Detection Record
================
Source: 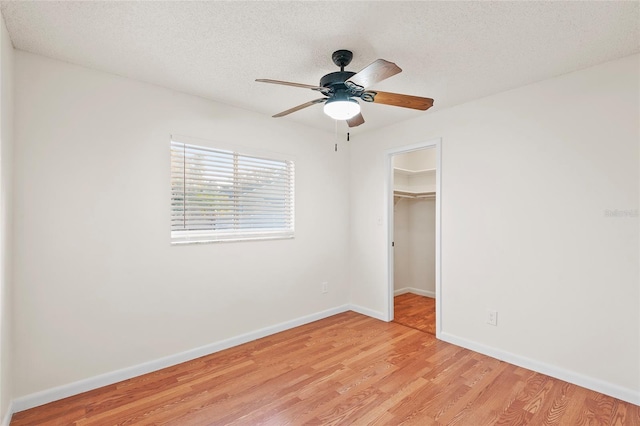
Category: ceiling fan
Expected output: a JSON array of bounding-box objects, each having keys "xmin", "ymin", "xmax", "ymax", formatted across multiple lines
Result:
[{"xmin": 256, "ymin": 49, "xmax": 434, "ymax": 127}]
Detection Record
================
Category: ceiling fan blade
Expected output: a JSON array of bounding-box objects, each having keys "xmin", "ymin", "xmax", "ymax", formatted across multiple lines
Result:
[
  {"xmin": 256, "ymin": 79, "xmax": 327, "ymax": 92},
  {"xmin": 272, "ymin": 98, "xmax": 326, "ymax": 118},
  {"xmin": 347, "ymin": 113, "xmax": 365, "ymax": 127},
  {"xmin": 372, "ymin": 91, "xmax": 434, "ymax": 111},
  {"xmin": 347, "ymin": 59, "xmax": 402, "ymax": 88}
]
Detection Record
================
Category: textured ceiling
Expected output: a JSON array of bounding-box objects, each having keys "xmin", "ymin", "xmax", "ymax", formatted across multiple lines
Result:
[{"xmin": 1, "ymin": 1, "xmax": 639, "ymax": 134}]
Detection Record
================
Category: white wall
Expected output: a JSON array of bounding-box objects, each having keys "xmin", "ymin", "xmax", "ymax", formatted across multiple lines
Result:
[
  {"xmin": 0, "ymin": 13, "xmax": 13, "ymax": 424},
  {"xmin": 350, "ymin": 54, "xmax": 639, "ymax": 402},
  {"xmin": 393, "ymin": 198, "xmax": 436, "ymax": 296},
  {"xmin": 409, "ymin": 198, "xmax": 436, "ymax": 295},
  {"xmin": 13, "ymin": 51, "xmax": 350, "ymax": 398},
  {"xmin": 393, "ymin": 149, "xmax": 436, "ymax": 171}
]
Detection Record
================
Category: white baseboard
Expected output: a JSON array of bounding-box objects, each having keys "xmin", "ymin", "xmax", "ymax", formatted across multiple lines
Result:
[
  {"xmin": 12, "ymin": 304, "xmax": 351, "ymax": 413},
  {"xmin": 394, "ymin": 287, "xmax": 435, "ymax": 298},
  {"xmin": 1, "ymin": 401, "xmax": 12, "ymax": 426},
  {"xmin": 439, "ymin": 332, "xmax": 640, "ymax": 406},
  {"xmin": 348, "ymin": 303, "xmax": 388, "ymax": 322}
]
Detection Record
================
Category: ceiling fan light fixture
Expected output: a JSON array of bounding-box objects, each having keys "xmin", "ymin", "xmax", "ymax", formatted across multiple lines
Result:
[{"xmin": 323, "ymin": 97, "xmax": 360, "ymax": 120}]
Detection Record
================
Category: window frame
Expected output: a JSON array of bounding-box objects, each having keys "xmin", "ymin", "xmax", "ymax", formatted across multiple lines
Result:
[{"xmin": 170, "ymin": 135, "xmax": 295, "ymax": 245}]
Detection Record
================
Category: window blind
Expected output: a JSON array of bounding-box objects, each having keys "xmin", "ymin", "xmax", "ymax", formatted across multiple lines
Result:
[{"xmin": 171, "ymin": 141, "xmax": 294, "ymax": 243}]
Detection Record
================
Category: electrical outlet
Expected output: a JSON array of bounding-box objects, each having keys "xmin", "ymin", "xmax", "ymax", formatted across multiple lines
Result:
[
  {"xmin": 487, "ymin": 310, "xmax": 498, "ymax": 326},
  {"xmin": 321, "ymin": 282, "xmax": 328, "ymax": 294}
]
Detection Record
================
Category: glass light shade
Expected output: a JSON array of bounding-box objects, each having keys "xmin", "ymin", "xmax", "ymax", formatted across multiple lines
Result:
[{"xmin": 323, "ymin": 98, "xmax": 360, "ymax": 120}]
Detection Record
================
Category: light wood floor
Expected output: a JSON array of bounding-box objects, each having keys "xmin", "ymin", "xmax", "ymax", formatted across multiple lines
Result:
[
  {"xmin": 393, "ymin": 293, "xmax": 436, "ymax": 334},
  {"xmin": 11, "ymin": 312, "xmax": 639, "ymax": 425}
]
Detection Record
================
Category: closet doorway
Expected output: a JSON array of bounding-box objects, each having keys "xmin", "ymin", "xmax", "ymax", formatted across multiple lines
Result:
[{"xmin": 386, "ymin": 140, "xmax": 441, "ymax": 336}]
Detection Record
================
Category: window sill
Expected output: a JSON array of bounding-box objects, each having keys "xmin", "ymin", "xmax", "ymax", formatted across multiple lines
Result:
[{"xmin": 171, "ymin": 234, "xmax": 294, "ymax": 245}]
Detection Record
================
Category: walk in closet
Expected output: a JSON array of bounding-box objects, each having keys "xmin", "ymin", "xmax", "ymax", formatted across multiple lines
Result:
[{"xmin": 393, "ymin": 148, "xmax": 437, "ymax": 298}]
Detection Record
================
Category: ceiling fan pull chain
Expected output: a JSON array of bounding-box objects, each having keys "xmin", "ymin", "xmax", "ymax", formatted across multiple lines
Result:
[{"xmin": 334, "ymin": 117, "xmax": 338, "ymax": 152}]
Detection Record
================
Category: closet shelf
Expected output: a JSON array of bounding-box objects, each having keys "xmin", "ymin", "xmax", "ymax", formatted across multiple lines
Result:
[
  {"xmin": 394, "ymin": 167, "xmax": 436, "ymax": 176},
  {"xmin": 394, "ymin": 190, "xmax": 436, "ymax": 199}
]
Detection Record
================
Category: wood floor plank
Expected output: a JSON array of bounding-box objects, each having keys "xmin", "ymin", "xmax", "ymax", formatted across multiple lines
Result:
[
  {"xmin": 530, "ymin": 381, "xmax": 574, "ymax": 426},
  {"xmin": 393, "ymin": 293, "xmax": 436, "ymax": 334},
  {"xmin": 10, "ymin": 311, "xmax": 639, "ymax": 425},
  {"xmin": 610, "ymin": 401, "xmax": 640, "ymax": 426}
]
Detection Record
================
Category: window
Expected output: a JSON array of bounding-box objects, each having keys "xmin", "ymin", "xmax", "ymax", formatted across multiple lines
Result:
[{"xmin": 170, "ymin": 139, "xmax": 294, "ymax": 244}]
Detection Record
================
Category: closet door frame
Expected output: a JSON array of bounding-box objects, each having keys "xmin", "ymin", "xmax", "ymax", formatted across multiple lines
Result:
[{"xmin": 385, "ymin": 138, "xmax": 442, "ymax": 337}]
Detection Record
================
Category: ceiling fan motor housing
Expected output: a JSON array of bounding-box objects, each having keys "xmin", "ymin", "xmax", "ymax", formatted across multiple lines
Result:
[
  {"xmin": 321, "ymin": 50, "xmax": 357, "ymax": 94},
  {"xmin": 320, "ymin": 71, "xmax": 356, "ymax": 91}
]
